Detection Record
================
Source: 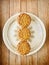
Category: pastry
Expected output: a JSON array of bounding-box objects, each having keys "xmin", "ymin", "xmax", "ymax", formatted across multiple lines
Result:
[
  {"xmin": 17, "ymin": 41, "xmax": 31, "ymax": 55},
  {"xmin": 18, "ymin": 13, "xmax": 31, "ymax": 28},
  {"xmin": 18, "ymin": 28, "xmax": 31, "ymax": 41}
]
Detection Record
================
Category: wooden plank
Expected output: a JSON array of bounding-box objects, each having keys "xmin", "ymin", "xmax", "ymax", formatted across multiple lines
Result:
[
  {"xmin": 1, "ymin": 0, "xmax": 10, "ymax": 65},
  {"xmin": 10, "ymin": 52, "xmax": 16, "ymax": 65},
  {"xmin": 27, "ymin": 0, "xmax": 38, "ymax": 15},
  {"xmin": 27, "ymin": 0, "xmax": 38, "ymax": 65},
  {"xmin": 14, "ymin": 0, "xmax": 21, "ymax": 65},
  {"xmin": 9, "ymin": 0, "xmax": 16, "ymax": 65},
  {"xmin": 20, "ymin": 0, "xmax": 27, "ymax": 65},
  {"xmin": 20, "ymin": 56, "xmax": 27, "ymax": 65},
  {"xmin": 46, "ymin": 0, "xmax": 49, "ymax": 65},
  {"xmin": 37, "ymin": 0, "xmax": 48, "ymax": 65},
  {"xmin": 0, "ymin": 1, "xmax": 2, "ymax": 65},
  {"xmin": 0, "ymin": 25, "xmax": 2, "ymax": 65},
  {"xmin": 0, "ymin": 19, "xmax": 2, "ymax": 65},
  {"xmin": 26, "ymin": 55, "xmax": 33, "ymax": 65},
  {"xmin": 14, "ymin": 0, "xmax": 20, "ymax": 13},
  {"xmin": 20, "ymin": 0, "xmax": 27, "ymax": 12},
  {"xmin": 37, "ymin": 44, "xmax": 48, "ymax": 65},
  {"xmin": 27, "ymin": 0, "xmax": 32, "ymax": 13}
]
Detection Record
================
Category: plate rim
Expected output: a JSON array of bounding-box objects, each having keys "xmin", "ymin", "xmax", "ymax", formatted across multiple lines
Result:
[{"xmin": 2, "ymin": 12, "xmax": 46, "ymax": 56}]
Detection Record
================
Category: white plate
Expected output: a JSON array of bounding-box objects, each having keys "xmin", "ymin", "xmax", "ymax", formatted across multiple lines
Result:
[{"xmin": 3, "ymin": 12, "xmax": 46, "ymax": 56}]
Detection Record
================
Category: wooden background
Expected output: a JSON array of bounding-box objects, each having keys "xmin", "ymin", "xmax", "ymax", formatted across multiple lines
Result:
[{"xmin": 0, "ymin": 0, "xmax": 49, "ymax": 65}]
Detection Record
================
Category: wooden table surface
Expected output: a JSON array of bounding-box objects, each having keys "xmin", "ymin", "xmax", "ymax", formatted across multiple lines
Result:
[{"xmin": 0, "ymin": 0, "xmax": 49, "ymax": 65}]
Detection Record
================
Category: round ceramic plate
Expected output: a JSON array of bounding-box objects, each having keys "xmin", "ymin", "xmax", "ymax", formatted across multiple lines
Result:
[{"xmin": 3, "ymin": 12, "xmax": 46, "ymax": 55}]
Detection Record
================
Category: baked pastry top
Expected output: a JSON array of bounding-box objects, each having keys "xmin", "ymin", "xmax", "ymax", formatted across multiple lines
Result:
[
  {"xmin": 18, "ymin": 28, "xmax": 31, "ymax": 41},
  {"xmin": 18, "ymin": 13, "xmax": 31, "ymax": 28},
  {"xmin": 17, "ymin": 41, "xmax": 31, "ymax": 55}
]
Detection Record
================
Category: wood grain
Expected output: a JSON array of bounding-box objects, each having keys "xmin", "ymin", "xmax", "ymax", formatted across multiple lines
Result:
[
  {"xmin": 27, "ymin": 0, "xmax": 38, "ymax": 65},
  {"xmin": 9, "ymin": 0, "xmax": 16, "ymax": 65},
  {"xmin": 20, "ymin": 0, "xmax": 27, "ymax": 65},
  {"xmin": 37, "ymin": 0, "xmax": 49, "ymax": 65},
  {"xmin": 0, "ymin": 0, "xmax": 49, "ymax": 65},
  {"xmin": 0, "ymin": 0, "xmax": 10, "ymax": 65}
]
